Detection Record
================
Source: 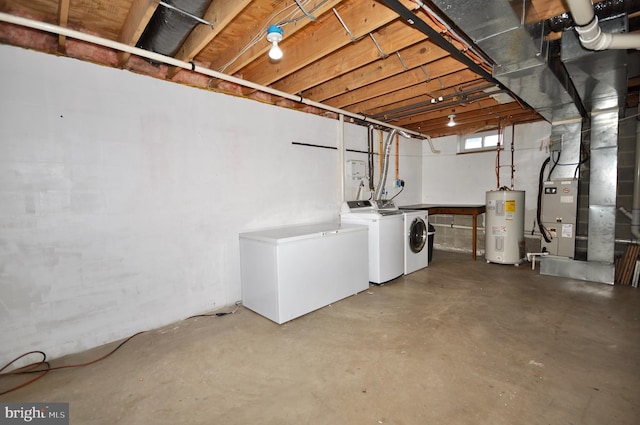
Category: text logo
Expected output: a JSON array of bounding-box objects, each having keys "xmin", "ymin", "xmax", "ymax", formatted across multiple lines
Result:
[{"xmin": 0, "ymin": 403, "xmax": 68, "ymax": 425}]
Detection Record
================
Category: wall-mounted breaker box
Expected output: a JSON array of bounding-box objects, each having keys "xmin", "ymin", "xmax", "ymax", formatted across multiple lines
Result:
[{"xmin": 541, "ymin": 179, "xmax": 578, "ymax": 258}]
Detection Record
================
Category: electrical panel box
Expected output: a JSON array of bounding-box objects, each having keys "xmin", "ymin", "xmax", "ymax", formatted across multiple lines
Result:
[{"xmin": 541, "ymin": 179, "xmax": 578, "ymax": 258}]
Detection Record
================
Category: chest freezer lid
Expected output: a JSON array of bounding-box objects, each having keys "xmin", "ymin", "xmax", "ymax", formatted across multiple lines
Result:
[{"xmin": 239, "ymin": 222, "xmax": 367, "ymax": 244}]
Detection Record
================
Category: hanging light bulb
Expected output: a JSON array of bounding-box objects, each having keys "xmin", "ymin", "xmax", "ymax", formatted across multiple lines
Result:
[
  {"xmin": 447, "ymin": 114, "xmax": 456, "ymax": 127},
  {"xmin": 266, "ymin": 25, "xmax": 283, "ymax": 60}
]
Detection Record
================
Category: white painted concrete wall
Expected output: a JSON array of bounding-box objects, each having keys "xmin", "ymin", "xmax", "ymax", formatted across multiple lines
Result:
[
  {"xmin": 0, "ymin": 45, "xmax": 424, "ymax": 366},
  {"xmin": 422, "ymin": 121, "xmax": 553, "ymax": 247},
  {"xmin": 343, "ymin": 128, "xmax": 423, "ymax": 205}
]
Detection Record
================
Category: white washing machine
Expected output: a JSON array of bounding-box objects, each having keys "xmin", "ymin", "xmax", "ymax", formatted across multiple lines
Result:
[
  {"xmin": 340, "ymin": 200, "xmax": 404, "ymax": 284},
  {"xmin": 402, "ymin": 210, "xmax": 430, "ymax": 274}
]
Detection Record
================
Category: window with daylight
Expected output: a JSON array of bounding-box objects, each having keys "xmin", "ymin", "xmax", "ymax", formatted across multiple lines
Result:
[{"xmin": 459, "ymin": 130, "xmax": 502, "ymax": 153}]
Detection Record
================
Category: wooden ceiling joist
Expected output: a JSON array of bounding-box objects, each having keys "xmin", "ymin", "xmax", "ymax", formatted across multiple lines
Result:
[
  {"xmin": 13, "ymin": 0, "xmax": 630, "ymax": 136},
  {"xmin": 272, "ymin": 19, "xmax": 427, "ymax": 95},
  {"xmin": 56, "ymin": 0, "xmax": 69, "ymax": 52},
  {"xmin": 238, "ymin": 0, "xmax": 419, "ymax": 87},
  {"xmin": 117, "ymin": 0, "xmax": 160, "ymax": 66}
]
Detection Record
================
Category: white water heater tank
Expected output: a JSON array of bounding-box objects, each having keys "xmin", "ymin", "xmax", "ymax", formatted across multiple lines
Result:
[{"xmin": 485, "ymin": 190, "xmax": 525, "ymax": 265}]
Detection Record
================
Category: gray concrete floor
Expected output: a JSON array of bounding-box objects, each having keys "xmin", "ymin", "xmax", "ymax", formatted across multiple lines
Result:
[{"xmin": 1, "ymin": 251, "xmax": 639, "ymax": 425}]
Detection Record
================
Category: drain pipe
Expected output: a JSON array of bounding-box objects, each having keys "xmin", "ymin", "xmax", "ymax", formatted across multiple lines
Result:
[
  {"xmin": 425, "ymin": 134, "xmax": 441, "ymax": 154},
  {"xmin": 567, "ymin": 0, "xmax": 640, "ymax": 50}
]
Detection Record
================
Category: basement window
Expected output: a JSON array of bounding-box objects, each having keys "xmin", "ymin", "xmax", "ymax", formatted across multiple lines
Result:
[{"xmin": 459, "ymin": 130, "xmax": 501, "ymax": 153}]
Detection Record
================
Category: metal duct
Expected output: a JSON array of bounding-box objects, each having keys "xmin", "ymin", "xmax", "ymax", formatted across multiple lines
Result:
[
  {"xmin": 561, "ymin": 15, "xmax": 627, "ymax": 271},
  {"xmin": 137, "ymin": 0, "xmax": 212, "ymax": 57},
  {"xmin": 587, "ymin": 110, "xmax": 619, "ymax": 264},
  {"xmin": 430, "ymin": 0, "xmax": 585, "ymax": 123},
  {"xmin": 429, "ymin": 0, "xmax": 631, "ymax": 284}
]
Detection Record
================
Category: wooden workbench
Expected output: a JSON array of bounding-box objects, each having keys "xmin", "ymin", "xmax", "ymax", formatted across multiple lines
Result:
[{"xmin": 400, "ymin": 204, "xmax": 486, "ymax": 260}]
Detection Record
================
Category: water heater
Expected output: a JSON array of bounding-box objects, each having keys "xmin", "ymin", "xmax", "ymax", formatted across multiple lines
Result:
[{"xmin": 485, "ymin": 190, "xmax": 525, "ymax": 265}]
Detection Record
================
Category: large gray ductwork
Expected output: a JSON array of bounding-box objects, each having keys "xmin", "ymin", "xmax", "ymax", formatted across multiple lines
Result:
[
  {"xmin": 558, "ymin": 14, "xmax": 628, "ymax": 282},
  {"xmin": 428, "ymin": 0, "xmax": 583, "ymax": 186},
  {"xmin": 430, "ymin": 0, "xmax": 584, "ymax": 124},
  {"xmin": 430, "ymin": 0, "xmax": 632, "ymax": 284},
  {"xmin": 567, "ymin": 0, "xmax": 640, "ymax": 50}
]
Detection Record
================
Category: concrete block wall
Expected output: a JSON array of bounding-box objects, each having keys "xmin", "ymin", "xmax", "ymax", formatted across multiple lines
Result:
[
  {"xmin": 575, "ymin": 107, "xmax": 638, "ymax": 260},
  {"xmin": 430, "ymin": 214, "xmax": 485, "ymax": 256},
  {"xmin": 615, "ymin": 108, "xmax": 638, "ymax": 253}
]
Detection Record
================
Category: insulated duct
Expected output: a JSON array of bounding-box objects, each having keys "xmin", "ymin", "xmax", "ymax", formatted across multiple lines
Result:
[{"xmin": 137, "ymin": 0, "xmax": 212, "ymax": 57}]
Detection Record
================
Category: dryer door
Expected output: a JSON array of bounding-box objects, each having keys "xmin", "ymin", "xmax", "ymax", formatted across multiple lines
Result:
[{"xmin": 409, "ymin": 217, "xmax": 427, "ymax": 253}]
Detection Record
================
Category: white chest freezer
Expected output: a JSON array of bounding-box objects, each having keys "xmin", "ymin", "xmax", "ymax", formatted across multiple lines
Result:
[{"xmin": 239, "ymin": 222, "xmax": 369, "ymax": 324}]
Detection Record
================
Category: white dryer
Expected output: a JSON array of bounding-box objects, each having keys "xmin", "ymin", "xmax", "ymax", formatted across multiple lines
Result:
[
  {"xmin": 341, "ymin": 200, "xmax": 404, "ymax": 284},
  {"xmin": 402, "ymin": 210, "xmax": 429, "ymax": 274}
]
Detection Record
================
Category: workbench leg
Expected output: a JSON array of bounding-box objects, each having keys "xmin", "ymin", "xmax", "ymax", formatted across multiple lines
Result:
[{"xmin": 472, "ymin": 214, "xmax": 477, "ymax": 261}]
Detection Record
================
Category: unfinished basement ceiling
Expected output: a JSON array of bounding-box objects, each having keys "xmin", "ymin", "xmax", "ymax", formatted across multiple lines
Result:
[{"xmin": 0, "ymin": 0, "xmax": 638, "ymax": 137}]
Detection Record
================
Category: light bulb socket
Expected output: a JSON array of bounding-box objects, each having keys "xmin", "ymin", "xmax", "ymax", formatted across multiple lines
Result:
[
  {"xmin": 266, "ymin": 25, "xmax": 284, "ymax": 60},
  {"xmin": 447, "ymin": 114, "xmax": 456, "ymax": 127},
  {"xmin": 266, "ymin": 25, "xmax": 283, "ymax": 43}
]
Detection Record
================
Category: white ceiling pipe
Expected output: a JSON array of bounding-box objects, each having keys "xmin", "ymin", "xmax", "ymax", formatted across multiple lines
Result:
[
  {"xmin": 566, "ymin": 0, "xmax": 640, "ymax": 50},
  {"xmin": 0, "ymin": 12, "xmax": 426, "ymax": 140}
]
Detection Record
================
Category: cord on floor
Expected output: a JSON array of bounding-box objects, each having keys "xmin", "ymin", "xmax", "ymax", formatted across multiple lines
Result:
[{"xmin": 0, "ymin": 302, "xmax": 242, "ymax": 396}]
